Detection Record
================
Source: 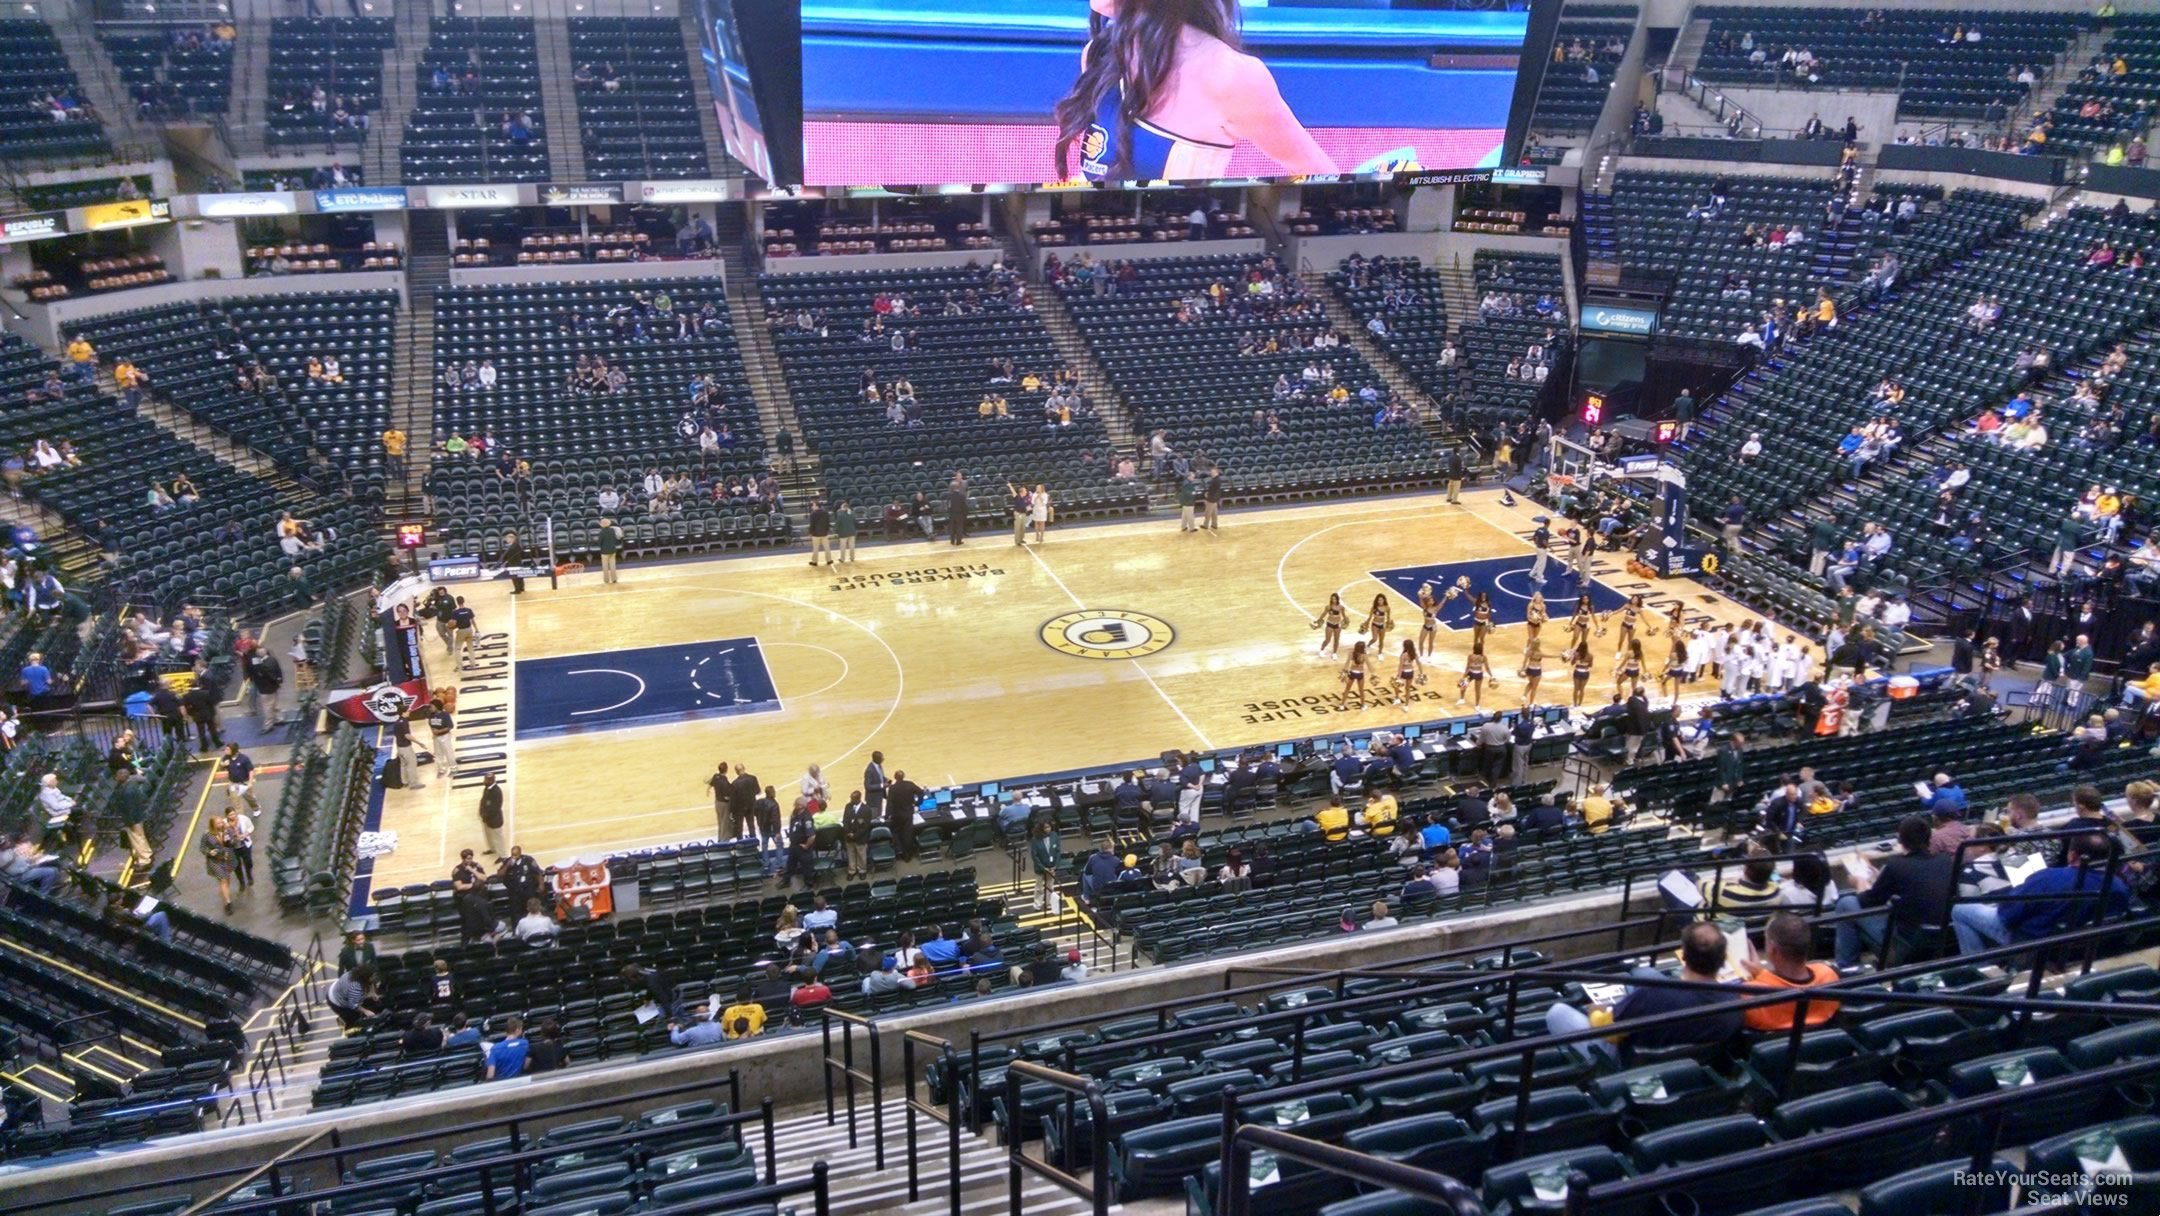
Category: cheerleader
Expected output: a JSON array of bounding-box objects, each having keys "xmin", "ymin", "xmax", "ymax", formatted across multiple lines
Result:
[
  {"xmin": 1362, "ymin": 593, "xmax": 1394, "ymax": 654},
  {"xmin": 1457, "ymin": 643, "xmax": 1498, "ymax": 707},
  {"xmin": 1469, "ymin": 592, "xmax": 1495, "ymax": 650},
  {"xmin": 1568, "ymin": 642, "xmax": 1596, "ymax": 707},
  {"xmin": 1314, "ymin": 592, "xmax": 1348, "ymax": 656},
  {"xmin": 1340, "ymin": 640, "xmax": 1372, "ymax": 707},
  {"xmin": 1392, "ymin": 639, "xmax": 1426, "ymax": 707},
  {"xmin": 1659, "ymin": 631, "xmax": 1691, "ymax": 701},
  {"xmin": 1567, "ymin": 595, "xmax": 1596, "ymax": 654},
  {"xmin": 1615, "ymin": 638, "xmax": 1646, "ymax": 699},
  {"xmin": 1415, "ymin": 584, "xmax": 1441, "ymax": 657},
  {"xmin": 1524, "ymin": 590, "xmax": 1548, "ymax": 641},
  {"xmin": 1519, "ymin": 636, "xmax": 1545, "ymax": 707},
  {"xmin": 1601, "ymin": 594, "xmax": 1648, "ymax": 657}
]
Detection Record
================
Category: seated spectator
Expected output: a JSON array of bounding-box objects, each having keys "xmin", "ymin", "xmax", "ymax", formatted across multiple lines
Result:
[
  {"xmin": 513, "ymin": 897, "xmax": 557, "ymax": 947},
  {"xmin": 1546, "ymin": 921, "xmax": 1742, "ymax": 1064},
  {"xmin": 1701, "ymin": 842, "xmax": 1783, "ymax": 913},
  {"xmin": 1953, "ymin": 832, "xmax": 2134, "ymax": 953},
  {"xmin": 1739, "ymin": 912, "xmax": 1840, "ymax": 1030}
]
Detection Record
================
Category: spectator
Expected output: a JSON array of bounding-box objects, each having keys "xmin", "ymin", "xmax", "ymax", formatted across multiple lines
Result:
[
  {"xmin": 484, "ymin": 1016, "xmax": 530, "ymax": 1080},
  {"xmin": 1738, "ymin": 912, "xmax": 1840, "ymax": 1030},
  {"xmin": 328, "ymin": 963, "xmax": 382, "ymax": 1030},
  {"xmin": 513, "ymin": 897, "xmax": 558, "ymax": 947},
  {"xmin": 1952, "ymin": 832, "xmax": 2134, "ymax": 952},
  {"xmin": 1833, "ymin": 816, "xmax": 1955, "ymax": 966},
  {"xmin": 1701, "ymin": 843, "xmax": 1783, "ymax": 913},
  {"xmin": 1546, "ymin": 921, "xmax": 1741, "ymax": 1064}
]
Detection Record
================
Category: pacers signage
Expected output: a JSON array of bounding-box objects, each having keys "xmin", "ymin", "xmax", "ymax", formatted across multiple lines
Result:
[{"xmin": 1040, "ymin": 610, "xmax": 1174, "ymax": 661}]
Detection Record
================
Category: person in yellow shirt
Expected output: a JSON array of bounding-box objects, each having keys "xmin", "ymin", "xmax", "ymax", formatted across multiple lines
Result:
[
  {"xmin": 1814, "ymin": 288, "xmax": 1836, "ymax": 327},
  {"xmin": 382, "ymin": 427, "xmax": 408, "ymax": 478},
  {"xmin": 1362, "ymin": 789, "xmax": 1399, "ymax": 837},
  {"xmin": 720, "ymin": 994, "xmax": 766, "ymax": 1039},
  {"xmin": 2114, "ymin": 56, "xmax": 2130, "ymax": 77},
  {"xmin": 63, "ymin": 337, "xmax": 94, "ymax": 381},
  {"xmin": 1314, "ymin": 795, "xmax": 1350, "ymax": 842},
  {"xmin": 1580, "ymin": 786, "xmax": 1616, "ymax": 833}
]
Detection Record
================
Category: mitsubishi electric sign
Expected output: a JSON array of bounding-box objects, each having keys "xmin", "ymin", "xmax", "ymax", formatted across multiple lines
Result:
[{"xmin": 1580, "ymin": 303, "xmax": 1658, "ymax": 337}]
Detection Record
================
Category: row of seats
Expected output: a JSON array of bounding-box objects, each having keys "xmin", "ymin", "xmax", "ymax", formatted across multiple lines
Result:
[
  {"xmin": 265, "ymin": 16, "xmax": 393, "ymax": 147},
  {"xmin": 402, "ymin": 18, "xmax": 550, "ymax": 184},
  {"xmin": 102, "ymin": 22, "xmax": 232, "ymax": 118},
  {"xmin": 760, "ymin": 265, "xmax": 1149, "ymax": 522},
  {"xmin": 0, "ymin": 18, "xmax": 111, "ymax": 164},
  {"xmin": 568, "ymin": 18, "xmax": 709, "ymax": 180},
  {"xmin": 1052, "ymin": 254, "xmax": 1450, "ymax": 503},
  {"xmin": 1529, "ymin": 4, "xmax": 1637, "ymax": 136}
]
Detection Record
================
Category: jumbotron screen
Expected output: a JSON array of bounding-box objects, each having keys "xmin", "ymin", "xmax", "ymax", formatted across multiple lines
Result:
[{"xmin": 701, "ymin": 0, "xmax": 1555, "ymax": 190}]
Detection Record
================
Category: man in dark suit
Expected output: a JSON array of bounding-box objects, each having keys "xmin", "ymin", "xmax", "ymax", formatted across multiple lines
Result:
[
  {"xmin": 729, "ymin": 765, "xmax": 760, "ymax": 842},
  {"xmin": 885, "ymin": 770, "xmax": 923, "ymax": 860},
  {"xmin": 862, "ymin": 751, "xmax": 887, "ymax": 813},
  {"xmin": 502, "ymin": 531, "xmax": 528, "ymax": 594},
  {"xmin": 945, "ymin": 477, "xmax": 969, "ymax": 546}
]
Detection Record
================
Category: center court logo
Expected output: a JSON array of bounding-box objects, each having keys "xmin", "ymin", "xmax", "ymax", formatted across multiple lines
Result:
[{"xmin": 1041, "ymin": 610, "xmax": 1174, "ymax": 660}]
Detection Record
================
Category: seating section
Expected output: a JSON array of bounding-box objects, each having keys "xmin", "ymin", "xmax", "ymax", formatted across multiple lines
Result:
[
  {"xmin": 401, "ymin": 18, "xmax": 550, "ymax": 184},
  {"xmin": 762, "ymin": 202, "xmax": 997, "ymax": 260},
  {"xmin": 1326, "ymin": 255, "xmax": 1452, "ymax": 408},
  {"xmin": 266, "ymin": 16, "xmax": 393, "ymax": 148},
  {"xmin": 1692, "ymin": 204, "xmax": 2158, "ymax": 591},
  {"xmin": 1618, "ymin": 713, "xmax": 2148, "ymax": 845},
  {"xmin": 0, "ymin": 19, "xmax": 111, "ymax": 163},
  {"xmin": 15, "ymin": 174, "xmax": 153, "ymax": 212},
  {"xmin": 1453, "ymin": 251, "xmax": 1569, "ymax": 427},
  {"xmin": 68, "ymin": 291, "xmax": 400, "ymax": 501},
  {"xmin": 0, "ymin": 336, "xmax": 382, "ymax": 617},
  {"xmin": 1053, "ymin": 255, "xmax": 1448, "ymax": 503},
  {"xmin": 1692, "ymin": 7, "xmax": 2083, "ymax": 121},
  {"xmin": 568, "ymin": 18, "xmax": 709, "ymax": 180},
  {"xmin": 428, "ymin": 278, "xmax": 788, "ymax": 562},
  {"xmin": 762, "ymin": 265, "xmax": 1148, "ymax": 522},
  {"xmin": 241, "ymin": 163, "xmax": 365, "ymax": 192},
  {"xmin": 2036, "ymin": 16, "xmax": 2160, "ymax": 159},
  {"xmin": 318, "ymin": 869, "xmax": 1041, "ymax": 1110},
  {"xmin": 1025, "ymin": 206, "xmax": 1256, "ymax": 250},
  {"xmin": 104, "ymin": 22, "xmax": 233, "ymax": 120},
  {"xmin": 1531, "ymin": 4, "xmax": 1636, "ymax": 136},
  {"xmin": 270, "ymin": 714, "xmax": 378, "ymax": 916}
]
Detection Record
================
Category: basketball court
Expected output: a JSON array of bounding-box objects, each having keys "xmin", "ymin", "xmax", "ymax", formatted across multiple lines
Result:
[{"xmin": 365, "ymin": 490, "xmax": 1780, "ymax": 890}]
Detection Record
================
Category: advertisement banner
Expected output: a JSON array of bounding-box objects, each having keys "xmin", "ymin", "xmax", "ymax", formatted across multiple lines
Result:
[
  {"xmin": 541, "ymin": 183, "xmax": 624, "ymax": 205},
  {"xmin": 196, "ymin": 192, "xmax": 297, "ymax": 217},
  {"xmin": 315, "ymin": 187, "xmax": 409, "ymax": 213},
  {"xmin": 0, "ymin": 212, "xmax": 65, "ymax": 245},
  {"xmin": 638, "ymin": 180, "xmax": 737, "ymax": 203},
  {"xmin": 423, "ymin": 183, "xmax": 522, "ymax": 209},
  {"xmin": 1579, "ymin": 303, "xmax": 1659, "ymax": 338},
  {"xmin": 325, "ymin": 678, "xmax": 431, "ymax": 725},
  {"xmin": 80, "ymin": 198, "xmax": 170, "ymax": 231}
]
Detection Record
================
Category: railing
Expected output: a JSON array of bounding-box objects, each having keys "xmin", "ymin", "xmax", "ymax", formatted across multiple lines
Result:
[
  {"xmin": 1003, "ymin": 1059, "xmax": 1110, "ymax": 1216},
  {"xmin": 178, "ymin": 1126, "xmax": 336, "ymax": 1216},
  {"xmin": 1662, "ymin": 66, "xmax": 1764, "ymax": 139},
  {"xmin": 31, "ymin": 1069, "xmax": 760, "ymax": 1215},
  {"xmin": 1221, "ymin": 917, "xmax": 2160, "ymax": 1181},
  {"xmin": 818, "ymin": 1006, "xmax": 885, "ymax": 1167},
  {"xmin": 903, "ymin": 1029, "xmax": 965, "ymax": 1216},
  {"xmin": 1222, "ymin": 1126, "xmax": 1483, "ymax": 1216}
]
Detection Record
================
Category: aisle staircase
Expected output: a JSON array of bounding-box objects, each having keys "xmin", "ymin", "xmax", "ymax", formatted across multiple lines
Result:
[
  {"xmin": 532, "ymin": 19, "xmax": 584, "ymax": 185},
  {"xmin": 714, "ymin": 214, "xmax": 822, "ymax": 520},
  {"xmin": 389, "ymin": 213, "xmax": 449, "ymax": 520},
  {"xmin": 225, "ymin": 15, "xmax": 275, "ymax": 160},
  {"xmin": 1032, "ymin": 287, "xmax": 1137, "ymax": 452},
  {"xmin": 369, "ymin": 0, "xmax": 435, "ymax": 187}
]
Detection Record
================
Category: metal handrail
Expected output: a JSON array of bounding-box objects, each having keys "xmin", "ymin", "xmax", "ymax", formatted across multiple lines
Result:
[
  {"xmin": 818, "ymin": 1006, "xmax": 884, "ymax": 1167},
  {"xmin": 33, "ymin": 1068, "xmax": 753, "ymax": 1214},
  {"xmin": 903, "ymin": 1029, "xmax": 964, "ymax": 1216},
  {"xmin": 178, "ymin": 1126, "xmax": 336, "ymax": 1216},
  {"xmin": 195, "ymin": 1101, "xmax": 780, "ymax": 1216},
  {"xmin": 1004, "ymin": 1059, "xmax": 1110, "ymax": 1216},
  {"xmin": 1223, "ymin": 1125, "xmax": 1483, "ymax": 1216}
]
